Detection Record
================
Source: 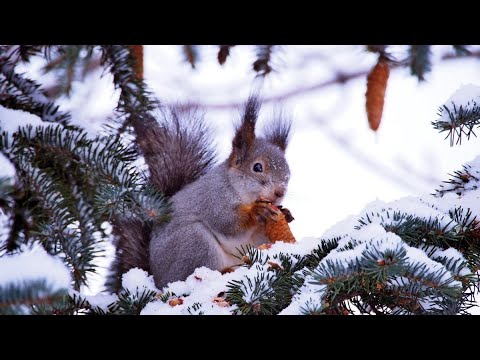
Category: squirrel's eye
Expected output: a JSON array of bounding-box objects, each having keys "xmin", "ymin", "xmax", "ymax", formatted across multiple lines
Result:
[{"xmin": 253, "ymin": 163, "xmax": 263, "ymax": 172}]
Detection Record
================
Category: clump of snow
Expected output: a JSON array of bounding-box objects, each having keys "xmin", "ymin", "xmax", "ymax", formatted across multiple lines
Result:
[
  {"xmin": 121, "ymin": 268, "xmax": 158, "ymax": 294},
  {"xmin": 403, "ymin": 246, "xmax": 461, "ymax": 286},
  {"xmin": 0, "ymin": 212, "xmax": 10, "ymax": 248},
  {"xmin": 359, "ymin": 196, "xmax": 456, "ymax": 231},
  {"xmin": 85, "ymin": 293, "xmax": 118, "ymax": 312},
  {"xmin": 257, "ymin": 237, "xmax": 323, "ymax": 262},
  {"xmin": 280, "ymin": 275, "xmax": 326, "ymax": 315},
  {"xmin": 465, "ymin": 156, "xmax": 480, "ymax": 170},
  {"xmin": 430, "ymin": 247, "xmax": 472, "ymax": 277},
  {"xmin": 0, "ymin": 243, "xmax": 70, "ymax": 292},
  {"xmin": 141, "ymin": 266, "xmax": 242, "ymax": 315},
  {"xmin": 438, "ymin": 84, "xmax": 480, "ymax": 123}
]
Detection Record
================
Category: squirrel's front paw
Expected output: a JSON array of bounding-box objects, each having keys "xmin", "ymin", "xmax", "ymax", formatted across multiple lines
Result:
[
  {"xmin": 277, "ymin": 205, "xmax": 295, "ymax": 223},
  {"xmin": 253, "ymin": 200, "xmax": 281, "ymax": 223}
]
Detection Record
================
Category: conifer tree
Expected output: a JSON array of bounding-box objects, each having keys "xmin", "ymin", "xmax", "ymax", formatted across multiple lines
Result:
[{"xmin": 0, "ymin": 45, "xmax": 478, "ymax": 315}]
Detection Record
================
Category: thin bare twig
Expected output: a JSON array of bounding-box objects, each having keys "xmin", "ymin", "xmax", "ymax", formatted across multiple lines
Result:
[{"xmin": 170, "ymin": 50, "xmax": 480, "ymax": 110}]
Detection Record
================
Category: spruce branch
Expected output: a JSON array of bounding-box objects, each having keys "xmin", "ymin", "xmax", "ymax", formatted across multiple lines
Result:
[
  {"xmin": 0, "ymin": 56, "xmax": 71, "ymax": 125},
  {"xmin": 227, "ymin": 272, "xmax": 280, "ymax": 315},
  {"xmin": 253, "ymin": 45, "xmax": 275, "ymax": 76},
  {"xmin": 3, "ymin": 186, "xmax": 31, "ymax": 253},
  {"xmin": 0, "ymin": 45, "xmax": 59, "ymax": 64},
  {"xmin": 452, "ymin": 45, "xmax": 471, "ymax": 56},
  {"xmin": 0, "ymin": 123, "xmax": 168, "ymax": 289},
  {"xmin": 306, "ymin": 239, "xmax": 464, "ymax": 314},
  {"xmin": 111, "ymin": 288, "xmax": 157, "ymax": 315},
  {"xmin": 409, "ymin": 45, "xmax": 432, "ymax": 81},
  {"xmin": 99, "ymin": 45, "xmax": 158, "ymax": 132},
  {"xmin": 432, "ymin": 100, "xmax": 480, "ymax": 146},
  {"xmin": 435, "ymin": 162, "xmax": 479, "ymax": 197},
  {"xmin": 357, "ymin": 209, "xmax": 480, "ymax": 269},
  {"xmin": 0, "ymin": 279, "xmax": 67, "ymax": 315},
  {"xmin": 40, "ymin": 45, "xmax": 99, "ymax": 98}
]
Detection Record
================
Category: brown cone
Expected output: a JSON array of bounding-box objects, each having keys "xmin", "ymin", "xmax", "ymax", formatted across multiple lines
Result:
[
  {"xmin": 128, "ymin": 45, "xmax": 144, "ymax": 79},
  {"xmin": 265, "ymin": 211, "xmax": 296, "ymax": 244},
  {"xmin": 366, "ymin": 58, "xmax": 390, "ymax": 131}
]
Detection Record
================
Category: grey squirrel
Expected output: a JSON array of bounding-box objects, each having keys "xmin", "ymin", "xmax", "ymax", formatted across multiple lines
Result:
[{"xmin": 107, "ymin": 96, "xmax": 292, "ymax": 290}]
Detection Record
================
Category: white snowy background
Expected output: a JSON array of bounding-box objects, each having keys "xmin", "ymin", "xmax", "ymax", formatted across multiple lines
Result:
[{"xmin": 1, "ymin": 45, "xmax": 479, "ymax": 313}]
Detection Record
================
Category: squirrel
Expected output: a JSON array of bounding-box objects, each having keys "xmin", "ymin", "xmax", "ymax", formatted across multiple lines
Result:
[{"xmin": 106, "ymin": 95, "xmax": 292, "ymax": 291}]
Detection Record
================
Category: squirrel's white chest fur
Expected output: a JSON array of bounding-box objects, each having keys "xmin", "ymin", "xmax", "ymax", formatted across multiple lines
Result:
[{"xmin": 213, "ymin": 228, "xmax": 267, "ymax": 270}]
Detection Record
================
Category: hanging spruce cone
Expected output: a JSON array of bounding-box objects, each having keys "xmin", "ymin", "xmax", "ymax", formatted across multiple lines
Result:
[
  {"xmin": 366, "ymin": 57, "xmax": 390, "ymax": 131},
  {"xmin": 129, "ymin": 45, "xmax": 144, "ymax": 79}
]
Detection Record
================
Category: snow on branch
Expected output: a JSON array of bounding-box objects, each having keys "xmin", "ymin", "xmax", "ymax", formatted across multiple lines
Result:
[
  {"xmin": 433, "ymin": 84, "xmax": 480, "ymax": 146},
  {"xmin": 0, "ymin": 123, "xmax": 168, "ymax": 290},
  {"xmin": 115, "ymin": 157, "xmax": 480, "ymax": 315},
  {"xmin": 435, "ymin": 156, "xmax": 479, "ymax": 198},
  {"xmin": 0, "ymin": 244, "xmax": 70, "ymax": 314}
]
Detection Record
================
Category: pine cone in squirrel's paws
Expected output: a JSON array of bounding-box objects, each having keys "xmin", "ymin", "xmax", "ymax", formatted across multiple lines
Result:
[{"xmin": 264, "ymin": 203, "xmax": 296, "ymax": 244}]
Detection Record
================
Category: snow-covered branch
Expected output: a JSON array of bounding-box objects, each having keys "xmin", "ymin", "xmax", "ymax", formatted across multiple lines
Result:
[
  {"xmin": 433, "ymin": 84, "xmax": 480, "ymax": 146},
  {"xmin": 0, "ymin": 244, "xmax": 70, "ymax": 314}
]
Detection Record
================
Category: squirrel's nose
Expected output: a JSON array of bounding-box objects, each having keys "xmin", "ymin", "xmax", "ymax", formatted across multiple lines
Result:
[{"xmin": 274, "ymin": 188, "xmax": 285, "ymax": 198}]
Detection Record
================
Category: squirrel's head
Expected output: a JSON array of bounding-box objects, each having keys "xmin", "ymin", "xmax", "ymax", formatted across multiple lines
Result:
[{"xmin": 227, "ymin": 96, "xmax": 291, "ymax": 205}]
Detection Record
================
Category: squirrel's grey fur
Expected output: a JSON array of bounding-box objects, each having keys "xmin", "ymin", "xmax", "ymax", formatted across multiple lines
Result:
[{"xmin": 108, "ymin": 96, "xmax": 292, "ymax": 291}]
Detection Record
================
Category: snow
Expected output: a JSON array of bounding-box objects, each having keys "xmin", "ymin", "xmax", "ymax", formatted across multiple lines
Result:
[
  {"xmin": 438, "ymin": 84, "xmax": 480, "ymax": 123},
  {"xmin": 430, "ymin": 247, "xmax": 472, "ymax": 277},
  {"xmin": 121, "ymin": 268, "xmax": 157, "ymax": 294},
  {"xmin": 0, "ymin": 243, "xmax": 70, "ymax": 292},
  {"xmin": 0, "ymin": 106, "xmax": 46, "ymax": 144},
  {"xmin": 358, "ymin": 196, "xmax": 456, "ymax": 231},
  {"xmin": 403, "ymin": 246, "xmax": 461, "ymax": 286},
  {"xmin": 85, "ymin": 293, "xmax": 118, "ymax": 312},
  {"xmin": 279, "ymin": 276, "xmax": 326, "ymax": 315},
  {"xmin": 0, "ymin": 211, "xmax": 10, "ymax": 248},
  {"xmin": 141, "ymin": 266, "xmax": 241, "ymax": 315},
  {"xmin": 466, "ymin": 156, "xmax": 480, "ymax": 169},
  {"xmin": 0, "ymin": 157, "xmax": 14, "ymax": 248},
  {"xmin": 0, "ymin": 153, "xmax": 15, "ymax": 178}
]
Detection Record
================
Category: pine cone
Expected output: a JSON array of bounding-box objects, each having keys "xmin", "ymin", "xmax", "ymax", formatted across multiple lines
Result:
[
  {"xmin": 128, "ymin": 45, "xmax": 143, "ymax": 79},
  {"xmin": 264, "ymin": 204, "xmax": 296, "ymax": 244},
  {"xmin": 366, "ymin": 58, "xmax": 390, "ymax": 131}
]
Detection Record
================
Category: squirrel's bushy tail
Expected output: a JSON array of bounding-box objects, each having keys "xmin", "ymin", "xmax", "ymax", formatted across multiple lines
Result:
[
  {"xmin": 105, "ymin": 107, "xmax": 217, "ymax": 292},
  {"xmin": 137, "ymin": 106, "xmax": 217, "ymax": 197}
]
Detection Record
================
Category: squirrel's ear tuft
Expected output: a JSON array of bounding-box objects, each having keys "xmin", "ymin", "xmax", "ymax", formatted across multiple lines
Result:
[
  {"xmin": 264, "ymin": 112, "xmax": 292, "ymax": 152},
  {"xmin": 229, "ymin": 95, "xmax": 261, "ymax": 166}
]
